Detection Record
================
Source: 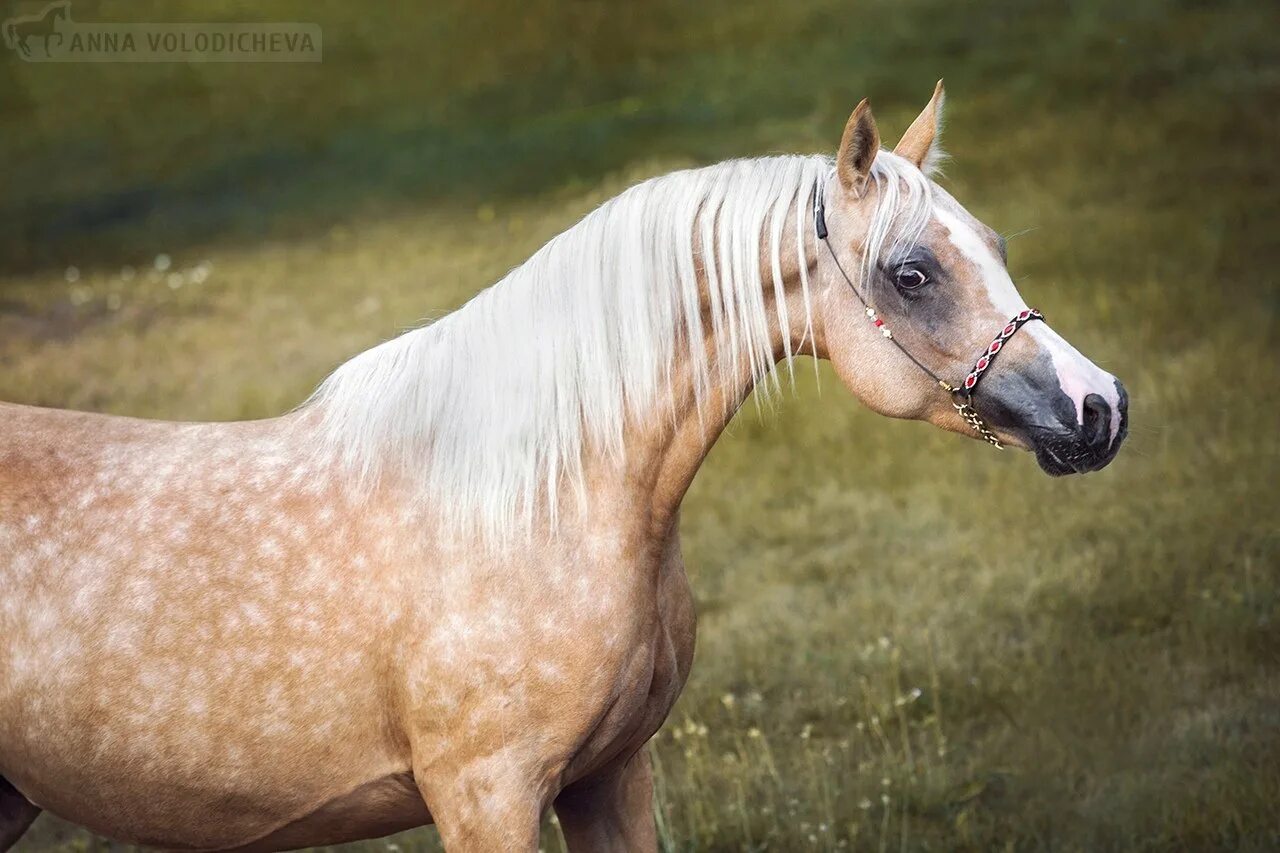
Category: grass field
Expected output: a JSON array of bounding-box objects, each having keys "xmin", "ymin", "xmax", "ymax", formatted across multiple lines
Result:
[{"xmin": 2, "ymin": 0, "xmax": 1278, "ymax": 850}]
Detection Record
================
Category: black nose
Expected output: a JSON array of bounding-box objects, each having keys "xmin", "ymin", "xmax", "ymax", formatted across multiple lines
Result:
[{"xmin": 1081, "ymin": 393, "xmax": 1111, "ymax": 452}]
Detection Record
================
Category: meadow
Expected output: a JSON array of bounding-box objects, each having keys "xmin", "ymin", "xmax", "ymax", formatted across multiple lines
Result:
[{"xmin": 2, "ymin": 0, "xmax": 1278, "ymax": 849}]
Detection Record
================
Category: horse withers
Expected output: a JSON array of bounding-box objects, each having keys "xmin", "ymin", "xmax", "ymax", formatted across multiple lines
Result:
[{"xmin": 0, "ymin": 83, "xmax": 1125, "ymax": 851}]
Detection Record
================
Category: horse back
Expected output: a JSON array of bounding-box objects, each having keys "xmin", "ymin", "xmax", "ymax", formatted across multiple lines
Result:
[
  {"xmin": 0, "ymin": 402, "xmax": 189, "ymax": 513},
  {"xmin": 0, "ymin": 402, "xmax": 106, "ymax": 517}
]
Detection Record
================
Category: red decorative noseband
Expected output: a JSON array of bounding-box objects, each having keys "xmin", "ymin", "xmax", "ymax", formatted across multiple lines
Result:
[{"xmin": 960, "ymin": 308, "xmax": 1044, "ymax": 394}]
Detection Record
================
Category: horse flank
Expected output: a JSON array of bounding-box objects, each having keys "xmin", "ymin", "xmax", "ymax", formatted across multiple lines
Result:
[{"xmin": 307, "ymin": 152, "xmax": 931, "ymax": 538}]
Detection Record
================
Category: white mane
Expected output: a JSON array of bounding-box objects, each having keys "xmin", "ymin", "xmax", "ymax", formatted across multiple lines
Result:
[{"xmin": 308, "ymin": 151, "xmax": 929, "ymax": 538}]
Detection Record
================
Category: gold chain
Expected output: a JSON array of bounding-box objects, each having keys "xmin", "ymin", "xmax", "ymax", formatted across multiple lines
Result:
[
  {"xmin": 938, "ymin": 380, "xmax": 1003, "ymax": 449},
  {"xmin": 954, "ymin": 401, "xmax": 1003, "ymax": 449}
]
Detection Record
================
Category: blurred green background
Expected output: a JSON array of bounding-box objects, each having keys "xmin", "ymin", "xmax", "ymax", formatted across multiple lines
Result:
[{"xmin": 2, "ymin": 0, "xmax": 1278, "ymax": 850}]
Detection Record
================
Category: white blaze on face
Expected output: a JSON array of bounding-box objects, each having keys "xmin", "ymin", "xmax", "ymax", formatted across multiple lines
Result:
[{"xmin": 934, "ymin": 205, "xmax": 1123, "ymax": 444}]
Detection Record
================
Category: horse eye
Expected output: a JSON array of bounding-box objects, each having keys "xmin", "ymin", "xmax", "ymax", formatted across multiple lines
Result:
[{"xmin": 895, "ymin": 267, "xmax": 928, "ymax": 291}]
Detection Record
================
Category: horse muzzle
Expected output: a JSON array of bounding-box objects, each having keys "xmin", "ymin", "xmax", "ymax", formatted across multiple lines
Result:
[
  {"xmin": 979, "ymin": 361, "xmax": 1129, "ymax": 475},
  {"xmin": 1027, "ymin": 380, "xmax": 1129, "ymax": 475}
]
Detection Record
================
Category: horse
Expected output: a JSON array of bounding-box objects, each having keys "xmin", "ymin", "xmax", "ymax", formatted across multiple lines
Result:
[
  {"xmin": 3, "ymin": 2, "xmax": 68, "ymax": 60},
  {"xmin": 0, "ymin": 83, "xmax": 1127, "ymax": 852}
]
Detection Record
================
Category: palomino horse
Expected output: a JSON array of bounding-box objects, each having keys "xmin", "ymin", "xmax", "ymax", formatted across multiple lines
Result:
[{"xmin": 0, "ymin": 84, "xmax": 1126, "ymax": 851}]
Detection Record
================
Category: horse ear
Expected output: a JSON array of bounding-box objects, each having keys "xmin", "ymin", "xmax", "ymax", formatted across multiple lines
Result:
[
  {"xmin": 894, "ymin": 79, "xmax": 947, "ymax": 175},
  {"xmin": 837, "ymin": 99, "xmax": 880, "ymax": 197}
]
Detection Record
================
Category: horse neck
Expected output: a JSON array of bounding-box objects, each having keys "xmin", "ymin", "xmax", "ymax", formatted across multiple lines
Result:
[{"xmin": 608, "ymin": 272, "xmax": 811, "ymax": 541}]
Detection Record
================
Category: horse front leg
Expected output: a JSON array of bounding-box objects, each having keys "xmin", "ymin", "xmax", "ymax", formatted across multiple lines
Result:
[
  {"xmin": 0, "ymin": 778, "xmax": 41, "ymax": 852},
  {"xmin": 413, "ymin": 753, "xmax": 544, "ymax": 853},
  {"xmin": 553, "ymin": 749, "xmax": 657, "ymax": 853}
]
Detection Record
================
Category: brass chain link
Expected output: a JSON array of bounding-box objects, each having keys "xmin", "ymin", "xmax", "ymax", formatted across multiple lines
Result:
[
  {"xmin": 938, "ymin": 380, "xmax": 1003, "ymax": 449},
  {"xmin": 954, "ymin": 400, "xmax": 1003, "ymax": 449}
]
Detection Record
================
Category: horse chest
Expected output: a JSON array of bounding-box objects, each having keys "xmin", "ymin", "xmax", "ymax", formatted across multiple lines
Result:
[
  {"xmin": 557, "ymin": 526, "xmax": 697, "ymax": 782},
  {"xmin": 399, "ymin": 525, "xmax": 696, "ymax": 790}
]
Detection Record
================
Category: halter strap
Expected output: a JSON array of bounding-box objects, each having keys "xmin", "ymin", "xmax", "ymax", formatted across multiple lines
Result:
[
  {"xmin": 813, "ymin": 182, "xmax": 1043, "ymax": 449},
  {"xmin": 960, "ymin": 308, "xmax": 1044, "ymax": 394}
]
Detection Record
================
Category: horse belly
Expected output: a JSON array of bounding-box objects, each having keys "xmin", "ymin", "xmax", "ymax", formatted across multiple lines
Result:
[
  {"xmin": 0, "ymin": 553, "xmax": 409, "ymax": 849},
  {"xmin": 0, "ymin": 408, "xmax": 413, "ymax": 848},
  {"xmin": 0, "ymin": 654, "xmax": 408, "ymax": 850},
  {"xmin": 225, "ymin": 772, "xmax": 430, "ymax": 852}
]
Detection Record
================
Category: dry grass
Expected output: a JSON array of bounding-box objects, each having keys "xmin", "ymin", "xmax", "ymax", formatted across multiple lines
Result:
[{"xmin": 3, "ymin": 0, "xmax": 1278, "ymax": 850}]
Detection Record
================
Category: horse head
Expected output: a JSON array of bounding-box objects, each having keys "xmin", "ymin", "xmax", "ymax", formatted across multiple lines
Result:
[{"xmin": 812, "ymin": 83, "xmax": 1127, "ymax": 474}]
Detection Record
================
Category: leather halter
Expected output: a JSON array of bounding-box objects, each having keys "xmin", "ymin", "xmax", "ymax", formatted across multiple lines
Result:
[{"xmin": 813, "ymin": 185, "xmax": 1043, "ymax": 449}]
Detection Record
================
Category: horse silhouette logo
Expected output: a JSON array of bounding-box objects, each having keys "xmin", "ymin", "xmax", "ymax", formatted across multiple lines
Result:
[
  {"xmin": 3, "ymin": 0, "xmax": 71, "ymax": 59},
  {"xmin": 1, "ymin": 1, "xmax": 320, "ymax": 63}
]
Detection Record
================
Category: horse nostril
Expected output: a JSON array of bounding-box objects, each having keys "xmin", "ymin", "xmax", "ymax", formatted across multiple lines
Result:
[{"xmin": 1081, "ymin": 393, "xmax": 1111, "ymax": 451}]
